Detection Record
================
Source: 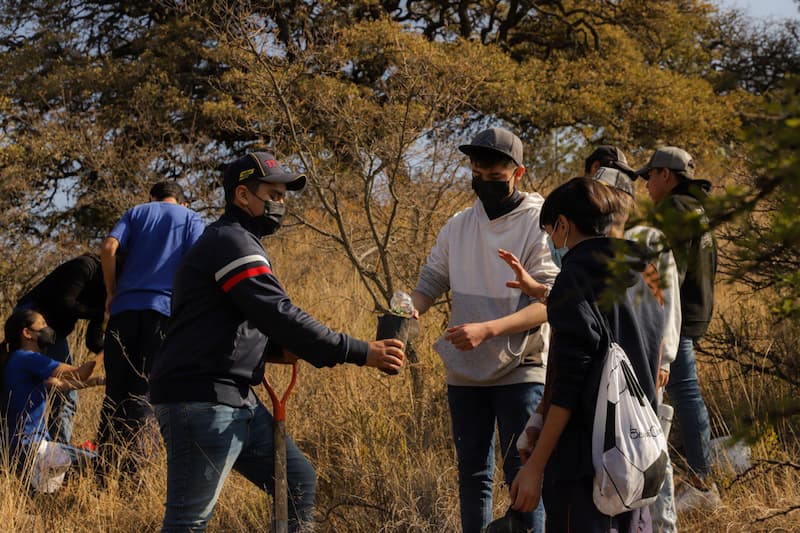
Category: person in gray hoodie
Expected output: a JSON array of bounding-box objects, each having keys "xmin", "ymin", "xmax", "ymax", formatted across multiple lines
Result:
[{"xmin": 411, "ymin": 128, "xmax": 558, "ymax": 533}]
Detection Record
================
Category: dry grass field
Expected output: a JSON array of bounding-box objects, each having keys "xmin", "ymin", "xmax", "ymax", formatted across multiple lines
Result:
[{"xmin": 1, "ymin": 227, "xmax": 798, "ymax": 533}]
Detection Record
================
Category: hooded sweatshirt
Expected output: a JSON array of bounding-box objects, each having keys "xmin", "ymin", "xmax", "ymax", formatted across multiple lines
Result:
[
  {"xmin": 655, "ymin": 179, "xmax": 717, "ymax": 339},
  {"xmin": 414, "ymin": 192, "xmax": 559, "ymax": 386},
  {"xmin": 545, "ymin": 237, "xmax": 664, "ymax": 481}
]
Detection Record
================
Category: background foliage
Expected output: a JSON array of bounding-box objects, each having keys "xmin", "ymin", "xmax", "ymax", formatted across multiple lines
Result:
[{"xmin": 0, "ymin": 0, "xmax": 799, "ymax": 530}]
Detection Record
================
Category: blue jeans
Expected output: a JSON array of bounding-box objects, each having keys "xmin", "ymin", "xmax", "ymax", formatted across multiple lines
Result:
[
  {"xmin": 651, "ymin": 389, "xmax": 676, "ymax": 532},
  {"xmin": 447, "ymin": 382, "xmax": 545, "ymax": 533},
  {"xmin": 665, "ymin": 336, "xmax": 712, "ymax": 478},
  {"xmin": 652, "ymin": 457, "xmax": 676, "ymax": 532},
  {"xmin": 46, "ymin": 336, "xmax": 78, "ymax": 444},
  {"xmin": 154, "ymin": 401, "xmax": 316, "ymax": 532},
  {"xmin": 16, "ymin": 439, "xmax": 96, "ymax": 493}
]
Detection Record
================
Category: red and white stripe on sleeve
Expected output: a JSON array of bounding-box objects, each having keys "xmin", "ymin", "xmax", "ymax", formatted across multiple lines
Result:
[{"xmin": 214, "ymin": 254, "xmax": 272, "ymax": 293}]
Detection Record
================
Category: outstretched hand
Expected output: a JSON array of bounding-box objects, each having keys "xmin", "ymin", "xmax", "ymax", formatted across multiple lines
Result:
[
  {"xmin": 366, "ymin": 339, "xmax": 405, "ymax": 374},
  {"xmin": 498, "ymin": 249, "xmax": 547, "ymax": 299}
]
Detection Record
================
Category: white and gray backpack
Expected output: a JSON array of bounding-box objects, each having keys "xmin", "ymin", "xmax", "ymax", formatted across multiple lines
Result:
[{"xmin": 591, "ymin": 341, "xmax": 668, "ymax": 516}]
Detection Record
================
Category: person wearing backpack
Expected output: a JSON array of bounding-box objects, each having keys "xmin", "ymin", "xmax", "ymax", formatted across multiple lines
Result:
[{"xmin": 508, "ymin": 177, "xmax": 663, "ymax": 532}]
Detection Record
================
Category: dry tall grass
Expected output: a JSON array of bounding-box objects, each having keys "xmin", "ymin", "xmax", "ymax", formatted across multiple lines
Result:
[{"xmin": 1, "ymin": 227, "xmax": 798, "ymax": 532}]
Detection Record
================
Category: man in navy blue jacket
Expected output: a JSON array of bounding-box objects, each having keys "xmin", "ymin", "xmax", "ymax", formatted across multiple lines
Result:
[{"xmin": 149, "ymin": 152, "xmax": 405, "ymax": 532}]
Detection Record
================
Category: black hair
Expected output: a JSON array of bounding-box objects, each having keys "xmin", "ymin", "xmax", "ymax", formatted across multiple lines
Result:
[
  {"xmin": 468, "ymin": 149, "xmax": 518, "ymax": 170},
  {"xmin": 149, "ymin": 181, "xmax": 185, "ymax": 202},
  {"xmin": 539, "ymin": 177, "xmax": 615, "ymax": 237},
  {"xmin": 224, "ymin": 178, "xmax": 259, "ymax": 204},
  {"xmin": 0, "ymin": 309, "xmax": 40, "ymax": 407}
]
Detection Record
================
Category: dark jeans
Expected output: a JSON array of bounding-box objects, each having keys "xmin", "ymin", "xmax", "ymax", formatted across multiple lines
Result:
[
  {"xmin": 97, "ymin": 309, "xmax": 167, "ymax": 477},
  {"xmin": 154, "ymin": 401, "xmax": 316, "ymax": 532},
  {"xmin": 447, "ymin": 382, "xmax": 545, "ymax": 533},
  {"xmin": 542, "ymin": 476, "xmax": 651, "ymax": 533}
]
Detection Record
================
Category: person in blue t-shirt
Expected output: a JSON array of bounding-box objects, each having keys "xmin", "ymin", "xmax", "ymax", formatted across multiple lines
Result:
[
  {"xmin": 1, "ymin": 309, "xmax": 105, "ymax": 492},
  {"xmin": 97, "ymin": 181, "xmax": 205, "ymax": 478}
]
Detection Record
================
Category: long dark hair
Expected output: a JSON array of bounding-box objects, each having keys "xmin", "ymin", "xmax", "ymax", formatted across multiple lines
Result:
[{"xmin": 0, "ymin": 309, "xmax": 40, "ymax": 396}]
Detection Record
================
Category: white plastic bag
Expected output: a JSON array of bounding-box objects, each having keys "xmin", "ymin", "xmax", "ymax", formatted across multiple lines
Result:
[{"xmin": 30, "ymin": 439, "xmax": 71, "ymax": 493}]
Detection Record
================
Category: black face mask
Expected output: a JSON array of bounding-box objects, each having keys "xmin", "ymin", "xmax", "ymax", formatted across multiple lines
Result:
[
  {"xmin": 247, "ymin": 189, "xmax": 286, "ymax": 237},
  {"xmin": 471, "ymin": 177, "xmax": 522, "ymax": 219},
  {"xmin": 31, "ymin": 327, "xmax": 56, "ymax": 353},
  {"xmin": 254, "ymin": 200, "xmax": 286, "ymax": 237}
]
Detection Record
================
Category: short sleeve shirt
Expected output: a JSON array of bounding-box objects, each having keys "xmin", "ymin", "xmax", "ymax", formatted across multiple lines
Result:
[
  {"xmin": 2, "ymin": 350, "xmax": 59, "ymax": 449},
  {"xmin": 109, "ymin": 202, "xmax": 205, "ymax": 316}
]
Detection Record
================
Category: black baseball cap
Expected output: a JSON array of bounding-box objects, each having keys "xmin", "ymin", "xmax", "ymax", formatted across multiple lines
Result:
[
  {"xmin": 459, "ymin": 127, "xmax": 524, "ymax": 166},
  {"xmin": 585, "ymin": 145, "xmax": 635, "ymax": 177},
  {"xmin": 223, "ymin": 152, "xmax": 306, "ymax": 195}
]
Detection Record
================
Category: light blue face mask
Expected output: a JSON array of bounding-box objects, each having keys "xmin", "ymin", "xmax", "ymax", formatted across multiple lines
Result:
[{"xmin": 547, "ymin": 222, "xmax": 569, "ymax": 269}]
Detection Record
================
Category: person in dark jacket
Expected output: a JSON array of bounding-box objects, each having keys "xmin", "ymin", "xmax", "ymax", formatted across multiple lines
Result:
[
  {"xmin": 508, "ymin": 177, "xmax": 662, "ymax": 532},
  {"xmin": 15, "ymin": 253, "xmax": 106, "ymax": 444},
  {"xmin": 637, "ymin": 146, "xmax": 720, "ymax": 510},
  {"xmin": 149, "ymin": 152, "xmax": 405, "ymax": 533}
]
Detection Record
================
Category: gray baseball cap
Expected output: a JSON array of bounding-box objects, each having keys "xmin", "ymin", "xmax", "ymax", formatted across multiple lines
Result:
[
  {"xmin": 636, "ymin": 147, "xmax": 695, "ymax": 180},
  {"xmin": 593, "ymin": 167, "xmax": 635, "ymax": 197},
  {"xmin": 459, "ymin": 127, "xmax": 523, "ymax": 166}
]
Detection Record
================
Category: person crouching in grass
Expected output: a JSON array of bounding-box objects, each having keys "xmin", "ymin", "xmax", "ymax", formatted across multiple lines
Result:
[{"xmin": 1, "ymin": 308, "xmax": 105, "ymax": 493}]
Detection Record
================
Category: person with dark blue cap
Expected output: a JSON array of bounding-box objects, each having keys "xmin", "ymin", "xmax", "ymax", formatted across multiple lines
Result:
[{"xmin": 149, "ymin": 151, "xmax": 405, "ymax": 532}]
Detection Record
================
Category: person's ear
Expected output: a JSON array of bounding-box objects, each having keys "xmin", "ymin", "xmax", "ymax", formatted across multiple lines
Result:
[
  {"xmin": 514, "ymin": 165, "xmax": 526, "ymax": 181},
  {"xmin": 235, "ymin": 184, "xmax": 249, "ymax": 204}
]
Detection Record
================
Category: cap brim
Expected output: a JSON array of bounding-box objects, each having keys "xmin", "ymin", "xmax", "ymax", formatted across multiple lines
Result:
[
  {"xmin": 458, "ymin": 144, "xmax": 521, "ymax": 166},
  {"xmin": 459, "ymin": 144, "xmax": 496, "ymax": 158},
  {"xmin": 634, "ymin": 166, "xmax": 650, "ymax": 180},
  {"xmin": 286, "ymin": 174, "xmax": 306, "ymax": 191},
  {"xmin": 257, "ymin": 172, "xmax": 307, "ymax": 191},
  {"xmin": 612, "ymin": 160, "xmax": 635, "ymax": 175}
]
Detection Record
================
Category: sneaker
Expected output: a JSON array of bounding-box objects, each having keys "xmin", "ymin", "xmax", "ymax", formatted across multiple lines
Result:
[{"xmin": 675, "ymin": 480, "xmax": 721, "ymax": 512}]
